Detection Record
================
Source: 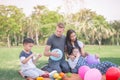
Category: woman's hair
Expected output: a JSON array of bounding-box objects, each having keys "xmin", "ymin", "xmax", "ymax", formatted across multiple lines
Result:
[{"xmin": 66, "ymin": 29, "xmax": 81, "ymax": 55}]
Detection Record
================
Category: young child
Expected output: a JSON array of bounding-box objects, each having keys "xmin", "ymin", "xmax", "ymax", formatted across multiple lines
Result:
[
  {"xmin": 68, "ymin": 47, "xmax": 118, "ymax": 74},
  {"xmin": 67, "ymin": 47, "xmax": 80, "ymax": 69},
  {"xmin": 19, "ymin": 38, "xmax": 49, "ymax": 79}
]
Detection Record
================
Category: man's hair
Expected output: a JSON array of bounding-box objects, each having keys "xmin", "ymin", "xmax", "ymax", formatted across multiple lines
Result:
[
  {"xmin": 23, "ymin": 38, "xmax": 34, "ymax": 44},
  {"xmin": 57, "ymin": 22, "xmax": 65, "ymax": 28}
]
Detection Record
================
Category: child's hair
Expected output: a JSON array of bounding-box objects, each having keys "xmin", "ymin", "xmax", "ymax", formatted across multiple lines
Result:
[{"xmin": 23, "ymin": 38, "xmax": 34, "ymax": 44}]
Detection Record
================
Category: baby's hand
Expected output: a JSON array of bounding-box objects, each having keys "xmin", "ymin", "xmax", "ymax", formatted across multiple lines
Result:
[{"xmin": 69, "ymin": 55, "xmax": 75, "ymax": 61}]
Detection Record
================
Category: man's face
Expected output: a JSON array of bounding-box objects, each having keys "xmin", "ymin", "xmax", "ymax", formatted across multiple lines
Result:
[
  {"xmin": 23, "ymin": 43, "xmax": 34, "ymax": 52},
  {"xmin": 56, "ymin": 26, "xmax": 64, "ymax": 37}
]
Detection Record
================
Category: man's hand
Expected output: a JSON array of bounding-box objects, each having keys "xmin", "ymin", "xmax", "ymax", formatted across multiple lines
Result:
[{"xmin": 51, "ymin": 51, "xmax": 60, "ymax": 58}]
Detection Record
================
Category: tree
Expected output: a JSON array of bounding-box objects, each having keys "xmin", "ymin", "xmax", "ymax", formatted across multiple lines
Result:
[
  {"xmin": 92, "ymin": 15, "xmax": 114, "ymax": 45},
  {"xmin": 71, "ymin": 9, "xmax": 113, "ymax": 45},
  {"xmin": 71, "ymin": 9, "xmax": 96, "ymax": 44},
  {"xmin": 40, "ymin": 10, "xmax": 64, "ymax": 44},
  {"xmin": 0, "ymin": 5, "xmax": 25, "ymax": 47},
  {"xmin": 110, "ymin": 20, "xmax": 120, "ymax": 45}
]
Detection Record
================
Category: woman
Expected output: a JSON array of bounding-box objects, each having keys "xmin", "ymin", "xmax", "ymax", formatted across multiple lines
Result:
[
  {"xmin": 66, "ymin": 29, "xmax": 86, "ymax": 57},
  {"xmin": 65, "ymin": 29, "xmax": 118, "ymax": 74}
]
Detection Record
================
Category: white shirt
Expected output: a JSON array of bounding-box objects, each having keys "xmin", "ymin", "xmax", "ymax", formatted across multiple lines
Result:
[
  {"xmin": 19, "ymin": 51, "xmax": 36, "ymax": 72},
  {"xmin": 67, "ymin": 57, "xmax": 79, "ymax": 69}
]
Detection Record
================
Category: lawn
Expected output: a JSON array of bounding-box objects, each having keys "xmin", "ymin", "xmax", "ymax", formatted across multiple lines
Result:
[{"xmin": 0, "ymin": 45, "xmax": 120, "ymax": 80}]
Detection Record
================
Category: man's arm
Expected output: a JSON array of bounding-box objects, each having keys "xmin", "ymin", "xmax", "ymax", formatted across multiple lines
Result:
[
  {"xmin": 44, "ymin": 45, "xmax": 60, "ymax": 57},
  {"xmin": 44, "ymin": 45, "xmax": 52, "ymax": 56}
]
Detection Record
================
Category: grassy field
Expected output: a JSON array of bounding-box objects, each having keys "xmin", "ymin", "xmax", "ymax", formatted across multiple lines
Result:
[{"xmin": 0, "ymin": 45, "xmax": 120, "ymax": 80}]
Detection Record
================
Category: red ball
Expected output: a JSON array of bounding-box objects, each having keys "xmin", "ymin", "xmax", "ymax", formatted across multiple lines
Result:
[{"xmin": 106, "ymin": 67, "xmax": 120, "ymax": 80}]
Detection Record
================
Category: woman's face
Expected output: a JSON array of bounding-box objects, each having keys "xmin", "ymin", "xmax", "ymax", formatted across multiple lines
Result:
[{"xmin": 70, "ymin": 32, "xmax": 76, "ymax": 42}]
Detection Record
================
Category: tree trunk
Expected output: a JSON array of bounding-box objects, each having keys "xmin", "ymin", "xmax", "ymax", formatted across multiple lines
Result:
[
  {"xmin": 16, "ymin": 35, "xmax": 19, "ymax": 46},
  {"xmin": 35, "ymin": 30, "xmax": 39, "ymax": 46},
  {"xmin": 117, "ymin": 33, "xmax": 119, "ymax": 46},
  {"xmin": 7, "ymin": 34, "xmax": 11, "ymax": 48},
  {"xmin": 14, "ymin": 34, "xmax": 17, "ymax": 46},
  {"xmin": 97, "ymin": 39, "xmax": 101, "ymax": 50},
  {"xmin": 30, "ymin": 32, "xmax": 33, "ymax": 39},
  {"xmin": 98, "ymin": 40, "xmax": 101, "ymax": 45}
]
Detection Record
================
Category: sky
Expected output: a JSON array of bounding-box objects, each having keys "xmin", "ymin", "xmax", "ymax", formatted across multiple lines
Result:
[{"xmin": 0, "ymin": 0, "xmax": 120, "ymax": 21}]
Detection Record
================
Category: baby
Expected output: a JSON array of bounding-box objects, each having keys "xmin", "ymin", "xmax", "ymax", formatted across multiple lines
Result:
[
  {"xmin": 67, "ymin": 47, "xmax": 118, "ymax": 74},
  {"xmin": 67, "ymin": 47, "xmax": 80, "ymax": 69}
]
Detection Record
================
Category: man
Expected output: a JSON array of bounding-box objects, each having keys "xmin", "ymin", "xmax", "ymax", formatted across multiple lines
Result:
[{"xmin": 43, "ymin": 22, "xmax": 70, "ymax": 73}]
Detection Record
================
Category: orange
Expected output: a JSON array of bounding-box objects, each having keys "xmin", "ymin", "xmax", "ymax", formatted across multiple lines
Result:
[
  {"xmin": 59, "ymin": 72, "xmax": 65, "ymax": 78},
  {"xmin": 36, "ymin": 77, "xmax": 44, "ymax": 80}
]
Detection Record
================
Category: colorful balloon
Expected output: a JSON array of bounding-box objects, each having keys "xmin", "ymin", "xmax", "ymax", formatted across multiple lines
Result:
[
  {"xmin": 106, "ymin": 67, "xmax": 120, "ymax": 80},
  {"xmin": 86, "ymin": 54, "xmax": 100, "ymax": 65},
  {"xmin": 78, "ymin": 66, "xmax": 90, "ymax": 80},
  {"xmin": 50, "ymin": 49, "xmax": 63, "ymax": 61},
  {"xmin": 84, "ymin": 68, "xmax": 102, "ymax": 80}
]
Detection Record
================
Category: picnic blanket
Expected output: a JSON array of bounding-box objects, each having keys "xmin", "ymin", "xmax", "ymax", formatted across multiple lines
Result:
[{"xmin": 44, "ymin": 73, "xmax": 106, "ymax": 80}]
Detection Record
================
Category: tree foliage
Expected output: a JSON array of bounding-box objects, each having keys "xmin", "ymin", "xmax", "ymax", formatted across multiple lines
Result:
[
  {"xmin": 0, "ymin": 5, "xmax": 25, "ymax": 47},
  {"xmin": 0, "ymin": 5, "xmax": 120, "ymax": 47}
]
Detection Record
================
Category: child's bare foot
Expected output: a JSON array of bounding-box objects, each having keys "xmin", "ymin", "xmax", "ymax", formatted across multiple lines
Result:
[{"xmin": 18, "ymin": 70, "xmax": 24, "ymax": 78}]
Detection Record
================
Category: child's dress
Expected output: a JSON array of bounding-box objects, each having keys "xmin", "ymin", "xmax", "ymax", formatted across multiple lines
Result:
[
  {"xmin": 68, "ymin": 57, "xmax": 79, "ymax": 69},
  {"xmin": 71, "ymin": 56, "xmax": 118, "ymax": 74}
]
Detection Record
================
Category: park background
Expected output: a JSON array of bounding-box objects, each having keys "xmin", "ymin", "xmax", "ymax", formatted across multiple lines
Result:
[{"xmin": 0, "ymin": 0, "xmax": 120, "ymax": 80}]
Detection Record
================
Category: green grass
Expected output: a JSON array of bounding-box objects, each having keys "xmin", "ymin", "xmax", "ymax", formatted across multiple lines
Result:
[{"xmin": 0, "ymin": 45, "xmax": 120, "ymax": 80}]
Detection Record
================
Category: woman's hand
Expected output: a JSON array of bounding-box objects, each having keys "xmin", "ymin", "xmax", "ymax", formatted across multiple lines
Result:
[{"xmin": 95, "ymin": 54, "xmax": 99, "ymax": 59}]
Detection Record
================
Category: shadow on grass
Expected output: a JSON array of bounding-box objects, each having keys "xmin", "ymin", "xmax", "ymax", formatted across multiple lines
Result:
[
  {"xmin": 0, "ymin": 69, "xmax": 24, "ymax": 80},
  {"xmin": 36, "ymin": 60, "xmax": 48, "ymax": 68},
  {"xmin": 0, "ymin": 60, "xmax": 48, "ymax": 80},
  {"xmin": 101, "ymin": 57, "xmax": 120, "ymax": 65}
]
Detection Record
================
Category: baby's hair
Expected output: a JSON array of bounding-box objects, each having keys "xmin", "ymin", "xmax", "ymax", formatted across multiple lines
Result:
[
  {"xmin": 72, "ymin": 47, "xmax": 79, "ymax": 53},
  {"xmin": 23, "ymin": 38, "xmax": 34, "ymax": 44}
]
